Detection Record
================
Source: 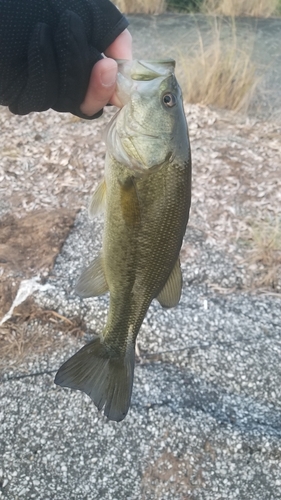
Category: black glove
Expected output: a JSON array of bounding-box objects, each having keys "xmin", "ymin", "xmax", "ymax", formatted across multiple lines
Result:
[{"xmin": 0, "ymin": 0, "xmax": 128, "ymax": 119}]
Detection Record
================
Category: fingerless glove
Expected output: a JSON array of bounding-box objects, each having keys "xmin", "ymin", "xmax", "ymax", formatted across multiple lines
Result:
[{"xmin": 0, "ymin": 0, "xmax": 128, "ymax": 118}]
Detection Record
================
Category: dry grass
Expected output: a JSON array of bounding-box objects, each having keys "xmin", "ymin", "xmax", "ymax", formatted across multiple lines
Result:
[
  {"xmin": 0, "ymin": 209, "xmax": 79, "ymax": 368},
  {"xmin": 0, "ymin": 304, "xmax": 85, "ymax": 370},
  {"xmin": 202, "ymin": 0, "xmax": 280, "ymax": 17},
  {"xmin": 114, "ymin": 0, "xmax": 166, "ymax": 14},
  {"xmin": 114, "ymin": 0, "xmax": 281, "ymax": 15},
  {"xmin": 176, "ymin": 20, "xmax": 258, "ymax": 112},
  {"xmin": 243, "ymin": 219, "xmax": 281, "ymax": 289}
]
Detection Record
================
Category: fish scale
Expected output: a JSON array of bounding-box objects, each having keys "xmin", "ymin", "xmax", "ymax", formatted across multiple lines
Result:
[{"xmin": 55, "ymin": 59, "xmax": 191, "ymax": 421}]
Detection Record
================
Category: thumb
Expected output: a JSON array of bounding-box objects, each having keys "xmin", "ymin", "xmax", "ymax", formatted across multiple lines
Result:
[{"xmin": 80, "ymin": 58, "xmax": 117, "ymax": 116}]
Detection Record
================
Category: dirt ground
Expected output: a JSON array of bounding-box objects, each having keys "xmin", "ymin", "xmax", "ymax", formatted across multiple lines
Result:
[
  {"xmin": 0, "ymin": 210, "xmax": 77, "ymax": 313},
  {"xmin": 0, "ymin": 101, "xmax": 280, "ymax": 368},
  {"xmin": 0, "ymin": 16, "xmax": 281, "ymax": 500},
  {"xmin": 0, "ymin": 102, "xmax": 109, "ymax": 365},
  {"xmin": 0, "ymin": 14, "xmax": 281, "ymax": 366}
]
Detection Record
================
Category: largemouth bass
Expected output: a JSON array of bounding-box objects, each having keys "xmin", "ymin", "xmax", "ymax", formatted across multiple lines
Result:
[{"xmin": 55, "ymin": 59, "xmax": 192, "ymax": 422}]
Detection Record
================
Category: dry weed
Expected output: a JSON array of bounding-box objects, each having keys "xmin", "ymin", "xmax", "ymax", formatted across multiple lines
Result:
[
  {"xmin": 0, "ymin": 304, "xmax": 85, "ymax": 370},
  {"xmin": 177, "ymin": 20, "xmax": 258, "ymax": 112},
  {"xmin": 242, "ymin": 218, "xmax": 281, "ymax": 289},
  {"xmin": 202, "ymin": 0, "xmax": 279, "ymax": 17},
  {"xmin": 114, "ymin": 0, "xmax": 166, "ymax": 14},
  {"xmin": 0, "ymin": 323, "xmax": 57, "ymax": 369}
]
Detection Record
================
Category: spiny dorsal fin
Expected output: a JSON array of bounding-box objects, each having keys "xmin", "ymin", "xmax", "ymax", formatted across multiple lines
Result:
[
  {"xmin": 75, "ymin": 254, "xmax": 108, "ymax": 298},
  {"xmin": 157, "ymin": 258, "xmax": 182, "ymax": 308},
  {"xmin": 88, "ymin": 180, "xmax": 106, "ymax": 219}
]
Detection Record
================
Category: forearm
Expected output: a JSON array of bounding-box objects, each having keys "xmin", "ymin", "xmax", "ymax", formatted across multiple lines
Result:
[{"xmin": 0, "ymin": 0, "xmax": 128, "ymax": 118}]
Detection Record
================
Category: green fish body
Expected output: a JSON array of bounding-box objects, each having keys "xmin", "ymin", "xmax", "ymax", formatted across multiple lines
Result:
[{"xmin": 55, "ymin": 60, "xmax": 192, "ymax": 421}]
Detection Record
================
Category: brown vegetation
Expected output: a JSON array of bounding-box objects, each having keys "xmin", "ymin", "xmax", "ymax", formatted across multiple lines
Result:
[
  {"xmin": 0, "ymin": 306, "xmax": 85, "ymax": 370},
  {"xmin": 0, "ymin": 209, "xmax": 79, "ymax": 369},
  {"xmin": 176, "ymin": 22, "xmax": 258, "ymax": 112},
  {"xmin": 114, "ymin": 0, "xmax": 281, "ymax": 16},
  {"xmin": 202, "ymin": 0, "xmax": 280, "ymax": 17},
  {"xmin": 114, "ymin": 0, "xmax": 166, "ymax": 14},
  {"xmin": 243, "ymin": 218, "xmax": 281, "ymax": 290},
  {"xmin": 0, "ymin": 210, "xmax": 77, "ymax": 316}
]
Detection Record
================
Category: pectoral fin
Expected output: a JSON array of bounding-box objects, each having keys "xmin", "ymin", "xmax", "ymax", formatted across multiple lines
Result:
[
  {"xmin": 88, "ymin": 180, "xmax": 106, "ymax": 219},
  {"xmin": 157, "ymin": 259, "xmax": 182, "ymax": 308},
  {"xmin": 75, "ymin": 254, "xmax": 108, "ymax": 298}
]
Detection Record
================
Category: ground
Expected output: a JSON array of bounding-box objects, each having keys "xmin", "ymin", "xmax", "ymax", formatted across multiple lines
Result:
[{"xmin": 0, "ymin": 14, "xmax": 281, "ymax": 500}]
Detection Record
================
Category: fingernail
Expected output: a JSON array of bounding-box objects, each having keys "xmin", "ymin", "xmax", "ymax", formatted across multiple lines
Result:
[{"xmin": 101, "ymin": 67, "xmax": 117, "ymax": 87}]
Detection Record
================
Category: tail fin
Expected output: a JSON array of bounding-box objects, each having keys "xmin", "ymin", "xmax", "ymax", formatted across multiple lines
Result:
[{"xmin": 55, "ymin": 337, "xmax": 135, "ymax": 422}]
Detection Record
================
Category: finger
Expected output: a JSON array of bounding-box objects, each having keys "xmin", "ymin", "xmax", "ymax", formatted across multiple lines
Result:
[
  {"xmin": 109, "ymin": 89, "xmax": 123, "ymax": 108},
  {"xmin": 104, "ymin": 29, "xmax": 133, "ymax": 61},
  {"xmin": 105, "ymin": 30, "xmax": 133, "ymax": 108},
  {"xmin": 80, "ymin": 58, "xmax": 118, "ymax": 116}
]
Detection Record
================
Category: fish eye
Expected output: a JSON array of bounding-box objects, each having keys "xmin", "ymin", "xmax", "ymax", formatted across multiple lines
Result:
[{"xmin": 162, "ymin": 93, "xmax": 177, "ymax": 107}]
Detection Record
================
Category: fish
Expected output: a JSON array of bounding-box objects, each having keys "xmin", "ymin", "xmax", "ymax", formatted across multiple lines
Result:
[{"xmin": 55, "ymin": 59, "xmax": 192, "ymax": 422}]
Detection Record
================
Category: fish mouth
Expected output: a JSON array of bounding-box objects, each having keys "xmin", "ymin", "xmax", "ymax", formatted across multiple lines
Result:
[
  {"xmin": 109, "ymin": 59, "xmax": 178, "ymax": 173},
  {"xmin": 116, "ymin": 59, "xmax": 175, "ymax": 81},
  {"xmin": 116, "ymin": 59, "xmax": 176, "ymax": 105}
]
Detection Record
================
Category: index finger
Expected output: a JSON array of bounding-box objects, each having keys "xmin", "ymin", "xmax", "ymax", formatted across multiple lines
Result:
[{"xmin": 104, "ymin": 29, "xmax": 133, "ymax": 60}]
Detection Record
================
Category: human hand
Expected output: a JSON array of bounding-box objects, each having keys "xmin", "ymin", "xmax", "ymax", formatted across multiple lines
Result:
[{"xmin": 80, "ymin": 29, "xmax": 132, "ymax": 116}]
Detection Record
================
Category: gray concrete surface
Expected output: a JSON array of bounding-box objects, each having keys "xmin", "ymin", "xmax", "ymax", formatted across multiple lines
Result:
[
  {"xmin": 1, "ymin": 212, "xmax": 281, "ymax": 499},
  {"xmin": 1, "ymin": 14, "xmax": 281, "ymax": 500}
]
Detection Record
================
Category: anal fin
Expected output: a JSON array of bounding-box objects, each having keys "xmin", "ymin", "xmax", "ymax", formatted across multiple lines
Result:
[
  {"xmin": 75, "ymin": 253, "xmax": 108, "ymax": 298},
  {"xmin": 157, "ymin": 258, "xmax": 182, "ymax": 308}
]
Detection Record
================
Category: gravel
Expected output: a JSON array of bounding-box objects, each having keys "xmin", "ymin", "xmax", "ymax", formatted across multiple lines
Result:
[
  {"xmin": 1, "ymin": 210, "xmax": 281, "ymax": 500},
  {"xmin": 1, "ymin": 14, "xmax": 281, "ymax": 500}
]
